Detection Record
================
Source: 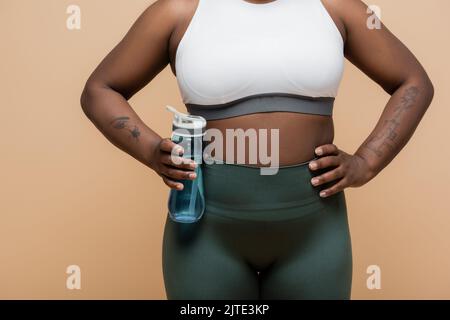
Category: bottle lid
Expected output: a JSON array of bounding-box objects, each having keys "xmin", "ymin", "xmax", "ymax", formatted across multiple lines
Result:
[{"xmin": 166, "ymin": 105, "xmax": 206, "ymax": 131}]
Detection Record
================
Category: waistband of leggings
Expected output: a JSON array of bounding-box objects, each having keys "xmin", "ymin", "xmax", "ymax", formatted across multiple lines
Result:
[
  {"xmin": 200, "ymin": 155, "xmax": 331, "ymax": 215},
  {"xmin": 202, "ymin": 155, "xmax": 320, "ymax": 169}
]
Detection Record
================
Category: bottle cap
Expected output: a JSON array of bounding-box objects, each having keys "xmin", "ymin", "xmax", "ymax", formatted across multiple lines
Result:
[
  {"xmin": 166, "ymin": 105, "xmax": 206, "ymax": 130},
  {"xmin": 166, "ymin": 105, "xmax": 206, "ymax": 137}
]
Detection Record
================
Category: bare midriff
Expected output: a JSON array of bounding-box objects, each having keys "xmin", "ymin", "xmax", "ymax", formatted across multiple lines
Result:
[{"xmin": 204, "ymin": 112, "xmax": 335, "ymax": 167}]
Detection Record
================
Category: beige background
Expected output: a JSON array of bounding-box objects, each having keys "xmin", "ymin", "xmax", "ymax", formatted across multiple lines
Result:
[{"xmin": 0, "ymin": 0, "xmax": 449, "ymax": 299}]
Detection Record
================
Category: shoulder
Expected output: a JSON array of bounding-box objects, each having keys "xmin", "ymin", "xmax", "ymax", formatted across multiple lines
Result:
[
  {"xmin": 320, "ymin": 0, "xmax": 372, "ymax": 43},
  {"xmin": 128, "ymin": 0, "xmax": 199, "ymax": 36},
  {"xmin": 133, "ymin": 0, "xmax": 195, "ymax": 25},
  {"xmin": 145, "ymin": 0, "xmax": 199, "ymax": 20},
  {"xmin": 321, "ymin": 0, "xmax": 368, "ymax": 14},
  {"xmin": 321, "ymin": 0, "xmax": 371, "ymax": 25}
]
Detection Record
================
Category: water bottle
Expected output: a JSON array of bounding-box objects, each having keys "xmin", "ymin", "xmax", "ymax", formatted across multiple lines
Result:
[{"xmin": 166, "ymin": 105, "xmax": 206, "ymax": 223}]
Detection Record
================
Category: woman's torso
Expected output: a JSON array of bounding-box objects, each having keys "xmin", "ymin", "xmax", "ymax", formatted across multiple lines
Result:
[{"xmin": 168, "ymin": 0, "xmax": 345, "ymax": 166}]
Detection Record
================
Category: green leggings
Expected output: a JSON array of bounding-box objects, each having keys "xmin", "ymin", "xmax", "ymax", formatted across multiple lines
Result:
[{"xmin": 162, "ymin": 157, "xmax": 353, "ymax": 300}]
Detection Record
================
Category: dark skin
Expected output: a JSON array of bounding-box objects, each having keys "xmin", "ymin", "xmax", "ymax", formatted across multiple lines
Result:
[{"xmin": 81, "ymin": 0, "xmax": 434, "ymax": 197}]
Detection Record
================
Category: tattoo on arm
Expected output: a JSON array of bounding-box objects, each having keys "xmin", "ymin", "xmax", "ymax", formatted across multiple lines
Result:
[
  {"xmin": 362, "ymin": 86, "xmax": 419, "ymax": 157},
  {"xmin": 110, "ymin": 116, "xmax": 141, "ymax": 141}
]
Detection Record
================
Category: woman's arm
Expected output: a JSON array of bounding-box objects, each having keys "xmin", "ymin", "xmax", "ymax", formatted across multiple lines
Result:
[
  {"xmin": 309, "ymin": 0, "xmax": 434, "ymax": 197},
  {"xmin": 80, "ymin": 0, "xmax": 197, "ymax": 190}
]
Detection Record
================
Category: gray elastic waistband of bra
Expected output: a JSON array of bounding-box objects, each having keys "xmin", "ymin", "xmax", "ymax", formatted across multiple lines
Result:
[{"xmin": 185, "ymin": 93, "xmax": 335, "ymax": 121}]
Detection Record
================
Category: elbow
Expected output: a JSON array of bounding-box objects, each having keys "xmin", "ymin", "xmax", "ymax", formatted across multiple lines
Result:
[
  {"xmin": 80, "ymin": 79, "xmax": 104, "ymax": 120},
  {"xmin": 80, "ymin": 82, "xmax": 93, "ymax": 119},
  {"xmin": 424, "ymin": 76, "xmax": 435, "ymax": 105},
  {"xmin": 418, "ymin": 75, "xmax": 435, "ymax": 108},
  {"xmin": 405, "ymin": 72, "xmax": 435, "ymax": 107}
]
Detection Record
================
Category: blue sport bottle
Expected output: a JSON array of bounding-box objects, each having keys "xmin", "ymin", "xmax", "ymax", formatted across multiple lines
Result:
[{"xmin": 166, "ymin": 105, "xmax": 206, "ymax": 223}]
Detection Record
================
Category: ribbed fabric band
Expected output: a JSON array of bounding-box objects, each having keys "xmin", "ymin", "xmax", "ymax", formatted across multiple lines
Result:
[{"xmin": 186, "ymin": 93, "xmax": 334, "ymax": 120}]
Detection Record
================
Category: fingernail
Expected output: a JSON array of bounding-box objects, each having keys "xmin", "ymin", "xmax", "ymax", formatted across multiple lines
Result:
[
  {"xmin": 311, "ymin": 178, "xmax": 319, "ymax": 185},
  {"xmin": 177, "ymin": 184, "xmax": 183, "ymax": 190},
  {"xmin": 309, "ymin": 162, "xmax": 317, "ymax": 169},
  {"xmin": 189, "ymin": 173, "xmax": 196, "ymax": 179},
  {"xmin": 190, "ymin": 162, "xmax": 197, "ymax": 169},
  {"xmin": 320, "ymin": 191, "xmax": 327, "ymax": 197},
  {"xmin": 315, "ymin": 148, "xmax": 323, "ymax": 155}
]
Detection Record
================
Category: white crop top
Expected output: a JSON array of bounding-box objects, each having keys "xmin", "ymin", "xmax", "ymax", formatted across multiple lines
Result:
[{"xmin": 174, "ymin": 0, "xmax": 345, "ymax": 120}]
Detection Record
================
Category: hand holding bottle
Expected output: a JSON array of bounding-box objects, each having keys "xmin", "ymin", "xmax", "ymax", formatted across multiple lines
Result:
[{"xmin": 149, "ymin": 137, "xmax": 198, "ymax": 190}]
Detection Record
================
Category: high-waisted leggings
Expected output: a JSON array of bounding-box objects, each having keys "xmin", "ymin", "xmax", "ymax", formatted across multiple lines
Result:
[{"xmin": 162, "ymin": 157, "xmax": 353, "ymax": 300}]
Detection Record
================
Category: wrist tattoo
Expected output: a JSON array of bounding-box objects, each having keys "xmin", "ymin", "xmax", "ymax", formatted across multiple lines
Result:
[
  {"xmin": 110, "ymin": 116, "xmax": 141, "ymax": 141},
  {"xmin": 363, "ymin": 86, "xmax": 419, "ymax": 157}
]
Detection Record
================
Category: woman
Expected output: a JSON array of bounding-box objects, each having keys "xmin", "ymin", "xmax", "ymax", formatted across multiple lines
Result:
[{"xmin": 80, "ymin": 0, "xmax": 434, "ymax": 299}]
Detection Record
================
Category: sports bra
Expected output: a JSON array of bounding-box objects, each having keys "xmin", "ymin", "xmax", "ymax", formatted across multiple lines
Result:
[{"xmin": 174, "ymin": 0, "xmax": 345, "ymax": 120}]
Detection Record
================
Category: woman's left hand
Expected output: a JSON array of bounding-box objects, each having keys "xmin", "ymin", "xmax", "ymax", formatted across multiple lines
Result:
[{"xmin": 308, "ymin": 143, "xmax": 375, "ymax": 198}]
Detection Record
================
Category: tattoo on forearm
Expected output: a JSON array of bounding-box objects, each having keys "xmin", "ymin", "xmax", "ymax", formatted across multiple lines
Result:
[
  {"xmin": 111, "ymin": 116, "xmax": 129, "ymax": 129},
  {"xmin": 362, "ymin": 86, "xmax": 419, "ymax": 157},
  {"xmin": 110, "ymin": 116, "xmax": 141, "ymax": 141}
]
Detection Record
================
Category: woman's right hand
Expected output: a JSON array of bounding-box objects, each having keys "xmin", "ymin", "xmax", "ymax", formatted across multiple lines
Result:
[{"xmin": 149, "ymin": 138, "xmax": 198, "ymax": 190}]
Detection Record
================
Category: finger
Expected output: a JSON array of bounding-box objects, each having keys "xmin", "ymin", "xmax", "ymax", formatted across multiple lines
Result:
[
  {"xmin": 319, "ymin": 176, "xmax": 349, "ymax": 198},
  {"xmin": 161, "ymin": 175, "xmax": 184, "ymax": 190},
  {"xmin": 308, "ymin": 154, "xmax": 340, "ymax": 171},
  {"xmin": 160, "ymin": 138, "xmax": 184, "ymax": 155},
  {"xmin": 162, "ymin": 165, "xmax": 197, "ymax": 181},
  {"xmin": 310, "ymin": 166, "xmax": 345, "ymax": 187},
  {"xmin": 315, "ymin": 143, "xmax": 339, "ymax": 157},
  {"xmin": 161, "ymin": 154, "xmax": 197, "ymax": 170}
]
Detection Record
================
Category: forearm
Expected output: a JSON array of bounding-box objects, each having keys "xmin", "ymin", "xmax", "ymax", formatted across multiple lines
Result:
[
  {"xmin": 80, "ymin": 81, "xmax": 162, "ymax": 170},
  {"xmin": 354, "ymin": 78, "xmax": 434, "ymax": 180}
]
